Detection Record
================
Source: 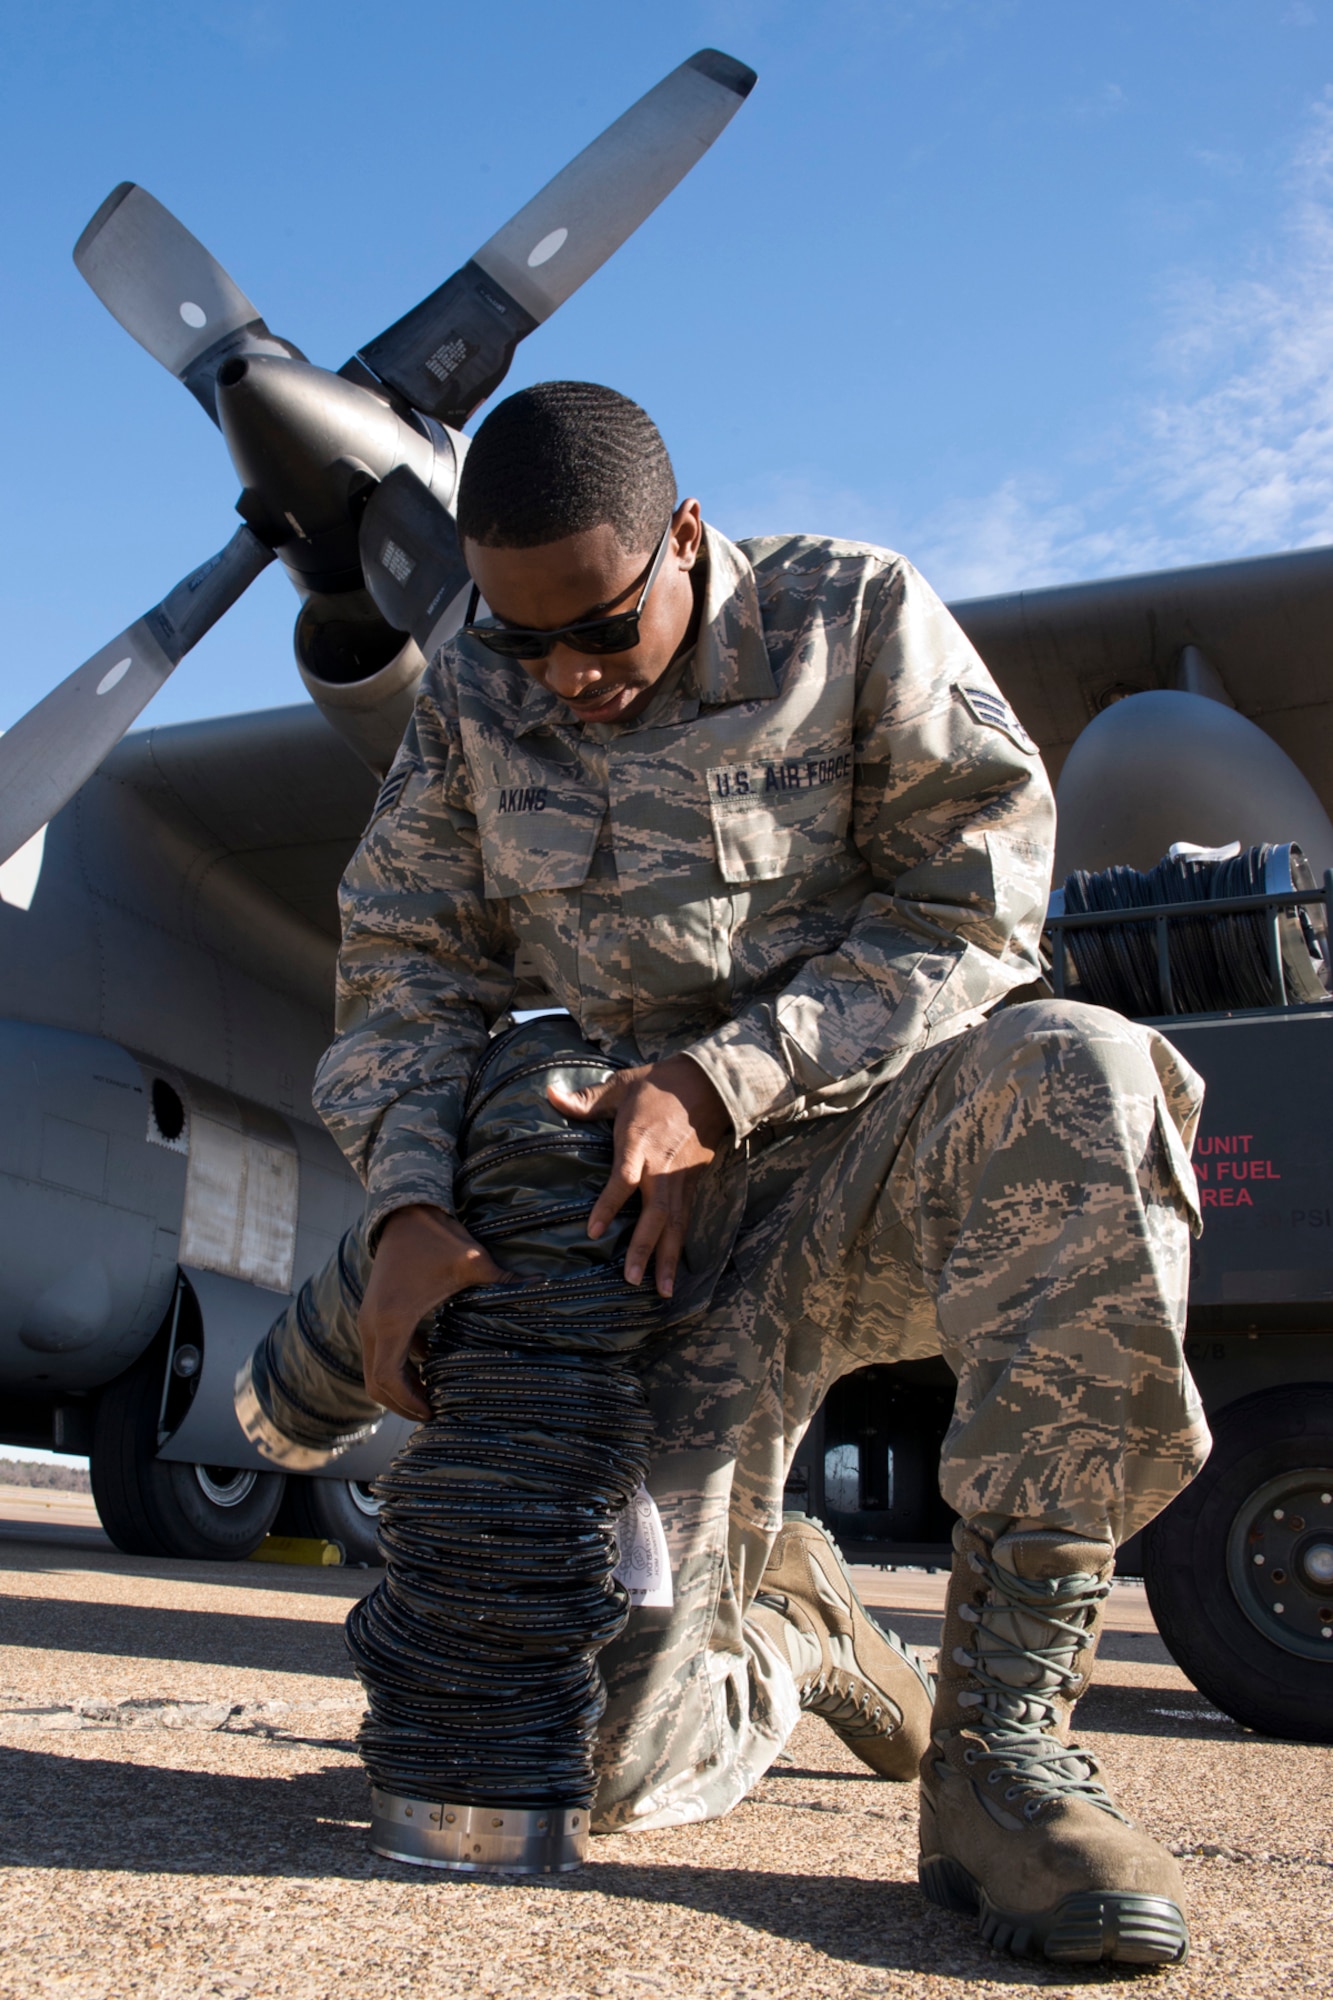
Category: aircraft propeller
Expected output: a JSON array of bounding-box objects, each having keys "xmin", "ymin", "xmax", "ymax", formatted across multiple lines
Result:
[
  {"xmin": 356, "ymin": 466, "xmax": 472, "ymax": 658},
  {"xmin": 0, "ymin": 49, "xmax": 755, "ymax": 868}
]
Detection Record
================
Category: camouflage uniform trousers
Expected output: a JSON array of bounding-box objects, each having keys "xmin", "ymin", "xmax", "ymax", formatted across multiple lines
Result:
[{"xmin": 591, "ymin": 997, "xmax": 1210, "ymax": 1833}]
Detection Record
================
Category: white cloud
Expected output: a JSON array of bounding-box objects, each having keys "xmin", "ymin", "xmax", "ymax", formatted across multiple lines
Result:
[
  {"xmin": 910, "ymin": 479, "xmax": 1153, "ymax": 602},
  {"xmin": 909, "ymin": 90, "xmax": 1333, "ymax": 598}
]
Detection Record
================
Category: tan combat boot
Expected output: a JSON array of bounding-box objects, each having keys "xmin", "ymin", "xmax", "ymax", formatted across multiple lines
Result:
[
  {"xmin": 918, "ymin": 1517, "xmax": 1189, "ymax": 1966},
  {"xmin": 751, "ymin": 1514, "xmax": 934, "ymax": 1779}
]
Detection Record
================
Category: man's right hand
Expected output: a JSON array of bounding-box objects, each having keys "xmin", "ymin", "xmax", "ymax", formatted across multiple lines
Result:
[{"xmin": 357, "ymin": 1204, "xmax": 503, "ymax": 1422}]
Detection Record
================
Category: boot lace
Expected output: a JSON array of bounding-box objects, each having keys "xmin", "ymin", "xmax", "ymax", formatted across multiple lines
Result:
[
  {"xmin": 809, "ymin": 1678, "xmax": 888, "ymax": 1734},
  {"xmin": 953, "ymin": 1549, "xmax": 1127, "ymax": 1824}
]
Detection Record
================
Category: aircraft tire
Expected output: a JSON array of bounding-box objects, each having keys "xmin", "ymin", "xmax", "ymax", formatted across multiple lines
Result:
[
  {"xmin": 275, "ymin": 1475, "xmax": 384, "ymax": 1566},
  {"xmin": 91, "ymin": 1339, "xmax": 285, "ymax": 1561},
  {"xmin": 1142, "ymin": 1383, "xmax": 1333, "ymax": 1744}
]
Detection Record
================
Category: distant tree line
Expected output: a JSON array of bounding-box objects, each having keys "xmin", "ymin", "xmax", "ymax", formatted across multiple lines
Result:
[{"xmin": 0, "ymin": 1458, "xmax": 92, "ymax": 1493}]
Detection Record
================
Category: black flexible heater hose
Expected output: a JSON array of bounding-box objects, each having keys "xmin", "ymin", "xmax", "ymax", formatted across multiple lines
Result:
[
  {"xmin": 345, "ymin": 1015, "xmax": 668, "ymax": 1873},
  {"xmin": 1061, "ymin": 842, "xmax": 1329, "ymax": 1016},
  {"xmin": 235, "ymin": 1226, "xmax": 381, "ymax": 1467}
]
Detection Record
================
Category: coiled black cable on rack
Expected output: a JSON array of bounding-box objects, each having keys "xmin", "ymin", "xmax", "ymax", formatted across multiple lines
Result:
[
  {"xmin": 1060, "ymin": 842, "xmax": 1329, "ymax": 1016},
  {"xmin": 344, "ymin": 1014, "xmax": 668, "ymax": 1874}
]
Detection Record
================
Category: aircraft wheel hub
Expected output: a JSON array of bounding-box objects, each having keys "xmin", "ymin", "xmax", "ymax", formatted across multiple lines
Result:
[{"xmin": 193, "ymin": 1464, "xmax": 259, "ymax": 1509}]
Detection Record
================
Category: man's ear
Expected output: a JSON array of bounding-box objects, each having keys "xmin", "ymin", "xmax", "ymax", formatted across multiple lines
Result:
[{"xmin": 672, "ymin": 497, "xmax": 704, "ymax": 569}]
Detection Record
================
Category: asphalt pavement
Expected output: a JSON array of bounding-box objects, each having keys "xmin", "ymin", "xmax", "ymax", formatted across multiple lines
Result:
[{"xmin": 0, "ymin": 1489, "xmax": 1328, "ymax": 1998}]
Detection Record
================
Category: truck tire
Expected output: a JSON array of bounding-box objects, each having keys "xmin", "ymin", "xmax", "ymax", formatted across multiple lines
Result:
[
  {"xmin": 91, "ymin": 1339, "xmax": 285, "ymax": 1561},
  {"xmin": 274, "ymin": 1475, "xmax": 384, "ymax": 1566},
  {"xmin": 1142, "ymin": 1383, "xmax": 1333, "ymax": 1743}
]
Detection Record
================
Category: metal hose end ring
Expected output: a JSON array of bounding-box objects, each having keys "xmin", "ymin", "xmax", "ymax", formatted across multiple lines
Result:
[
  {"xmin": 369, "ymin": 1788, "xmax": 588, "ymax": 1873},
  {"xmin": 233, "ymin": 1353, "xmax": 376, "ymax": 1470}
]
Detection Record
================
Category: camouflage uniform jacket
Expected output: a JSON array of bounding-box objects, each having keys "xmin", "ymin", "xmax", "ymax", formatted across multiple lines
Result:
[{"xmin": 313, "ymin": 525, "xmax": 1056, "ymax": 1237}]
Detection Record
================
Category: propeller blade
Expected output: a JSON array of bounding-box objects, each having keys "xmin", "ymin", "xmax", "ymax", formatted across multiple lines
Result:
[
  {"xmin": 0, "ymin": 527, "xmax": 273, "ymax": 865},
  {"xmin": 74, "ymin": 184, "xmax": 303, "ymax": 421},
  {"xmin": 358, "ymin": 467, "xmax": 472, "ymax": 657},
  {"xmin": 351, "ymin": 48, "xmax": 756, "ymax": 425}
]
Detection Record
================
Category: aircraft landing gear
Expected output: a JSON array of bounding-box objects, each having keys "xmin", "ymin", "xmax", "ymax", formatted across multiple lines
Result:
[
  {"xmin": 275, "ymin": 1474, "xmax": 383, "ymax": 1566},
  {"xmin": 90, "ymin": 1337, "xmax": 284, "ymax": 1560}
]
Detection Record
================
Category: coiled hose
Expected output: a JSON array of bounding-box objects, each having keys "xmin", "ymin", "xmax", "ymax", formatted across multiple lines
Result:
[
  {"xmin": 344, "ymin": 1014, "xmax": 668, "ymax": 1872},
  {"xmin": 1061, "ymin": 841, "xmax": 1329, "ymax": 1016}
]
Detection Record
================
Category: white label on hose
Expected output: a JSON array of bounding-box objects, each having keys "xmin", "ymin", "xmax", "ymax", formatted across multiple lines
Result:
[
  {"xmin": 613, "ymin": 1486, "xmax": 673, "ymax": 1608},
  {"xmin": 1167, "ymin": 839, "xmax": 1241, "ymax": 862}
]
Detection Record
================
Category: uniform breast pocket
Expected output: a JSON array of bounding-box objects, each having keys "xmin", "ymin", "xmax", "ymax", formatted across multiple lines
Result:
[
  {"xmin": 478, "ymin": 790, "xmax": 602, "ymax": 900},
  {"xmin": 706, "ymin": 755, "xmax": 853, "ymax": 885}
]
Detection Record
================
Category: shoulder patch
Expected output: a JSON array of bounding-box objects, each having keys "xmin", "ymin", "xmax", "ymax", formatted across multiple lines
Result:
[
  {"xmin": 954, "ymin": 683, "xmax": 1039, "ymax": 756},
  {"xmin": 368, "ymin": 758, "xmax": 418, "ymax": 828}
]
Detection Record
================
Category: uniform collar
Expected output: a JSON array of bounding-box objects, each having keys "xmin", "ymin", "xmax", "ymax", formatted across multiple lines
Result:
[
  {"xmin": 511, "ymin": 521, "xmax": 775, "ymax": 740},
  {"xmin": 692, "ymin": 521, "xmax": 775, "ymax": 705}
]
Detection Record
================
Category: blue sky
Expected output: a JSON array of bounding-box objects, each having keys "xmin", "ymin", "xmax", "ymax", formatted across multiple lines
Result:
[{"xmin": 4, "ymin": 1, "xmax": 1333, "ymax": 730}]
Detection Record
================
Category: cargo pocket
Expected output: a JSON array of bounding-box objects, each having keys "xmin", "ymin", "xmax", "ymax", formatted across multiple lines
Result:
[{"xmin": 1154, "ymin": 1094, "xmax": 1204, "ymax": 1238}]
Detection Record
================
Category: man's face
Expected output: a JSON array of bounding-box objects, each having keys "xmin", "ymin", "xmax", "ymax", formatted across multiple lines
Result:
[{"xmin": 462, "ymin": 499, "xmax": 702, "ymax": 727}]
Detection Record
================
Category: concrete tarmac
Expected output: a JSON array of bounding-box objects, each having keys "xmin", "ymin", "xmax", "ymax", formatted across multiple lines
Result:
[{"xmin": 0, "ymin": 1492, "xmax": 1329, "ymax": 1999}]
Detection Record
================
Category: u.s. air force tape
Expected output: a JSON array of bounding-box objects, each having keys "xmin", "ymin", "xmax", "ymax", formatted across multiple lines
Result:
[
  {"xmin": 707, "ymin": 752, "xmax": 853, "ymax": 806},
  {"xmin": 954, "ymin": 683, "xmax": 1039, "ymax": 756}
]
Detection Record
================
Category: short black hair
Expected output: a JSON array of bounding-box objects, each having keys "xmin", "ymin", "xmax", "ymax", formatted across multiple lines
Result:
[{"xmin": 456, "ymin": 381, "xmax": 676, "ymax": 554}]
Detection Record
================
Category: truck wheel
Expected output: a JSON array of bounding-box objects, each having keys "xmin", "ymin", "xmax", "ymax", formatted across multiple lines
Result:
[
  {"xmin": 275, "ymin": 1475, "xmax": 384, "ymax": 1565},
  {"xmin": 1142, "ymin": 1383, "xmax": 1333, "ymax": 1743},
  {"xmin": 91, "ymin": 1339, "xmax": 285, "ymax": 1561}
]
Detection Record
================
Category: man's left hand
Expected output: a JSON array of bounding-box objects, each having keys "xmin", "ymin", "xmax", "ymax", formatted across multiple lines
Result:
[{"xmin": 547, "ymin": 1055, "xmax": 731, "ymax": 1297}]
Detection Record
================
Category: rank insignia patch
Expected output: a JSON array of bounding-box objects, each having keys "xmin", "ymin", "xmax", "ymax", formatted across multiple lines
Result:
[
  {"xmin": 955, "ymin": 683, "xmax": 1039, "ymax": 756},
  {"xmin": 369, "ymin": 758, "xmax": 418, "ymax": 827}
]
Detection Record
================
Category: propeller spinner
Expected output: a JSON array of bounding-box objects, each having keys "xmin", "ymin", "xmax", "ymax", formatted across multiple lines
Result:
[{"xmin": 0, "ymin": 48, "xmax": 756, "ymax": 867}]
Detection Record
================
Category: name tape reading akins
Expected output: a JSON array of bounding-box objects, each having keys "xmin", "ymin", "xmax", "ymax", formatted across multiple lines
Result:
[
  {"xmin": 1194, "ymin": 1132, "xmax": 1281, "ymax": 1209},
  {"xmin": 495, "ymin": 785, "xmax": 548, "ymax": 814}
]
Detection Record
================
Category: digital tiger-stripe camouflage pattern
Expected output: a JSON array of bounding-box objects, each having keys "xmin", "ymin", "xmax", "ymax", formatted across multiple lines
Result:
[{"xmin": 304, "ymin": 523, "xmax": 1208, "ymax": 1829}]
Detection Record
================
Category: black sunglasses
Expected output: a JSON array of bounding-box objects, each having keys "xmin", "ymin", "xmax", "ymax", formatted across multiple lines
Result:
[{"xmin": 462, "ymin": 523, "xmax": 673, "ymax": 660}]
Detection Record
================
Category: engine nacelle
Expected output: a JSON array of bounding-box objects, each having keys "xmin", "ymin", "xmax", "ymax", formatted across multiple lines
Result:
[
  {"xmin": 0, "ymin": 1024, "xmax": 183, "ymax": 1392},
  {"xmin": 294, "ymin": 592, "xmax": 428, "ymax": 777},
  {"xmin": 276, "ymin": 401, "xmax": 471, "ymax": 777},
  {"xmin": 1054, "ymin": 688, "xmax": 1333, "ymax": 879}
]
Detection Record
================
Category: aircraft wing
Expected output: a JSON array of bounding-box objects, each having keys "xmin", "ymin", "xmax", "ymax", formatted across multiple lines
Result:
[
  {"xmin": 96, "ymin": 702, "xmax": 537, "ymax": 1013},
  {"xmin": 93, "ymin": 539, "xmax": 1333, "ymax": 941},
  {"xmin": 103, "ymin": 702, "xmax": 377, "ymax": 945},
  {"xmin": 954, "ymin": 543, "xmax": 1333, "ymax": 809}
]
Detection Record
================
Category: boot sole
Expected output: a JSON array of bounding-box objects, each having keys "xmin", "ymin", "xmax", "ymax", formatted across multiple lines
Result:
[{"xmin": 919, "ymin": 1854, "xmax": 1189, "ymax": 1966}]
